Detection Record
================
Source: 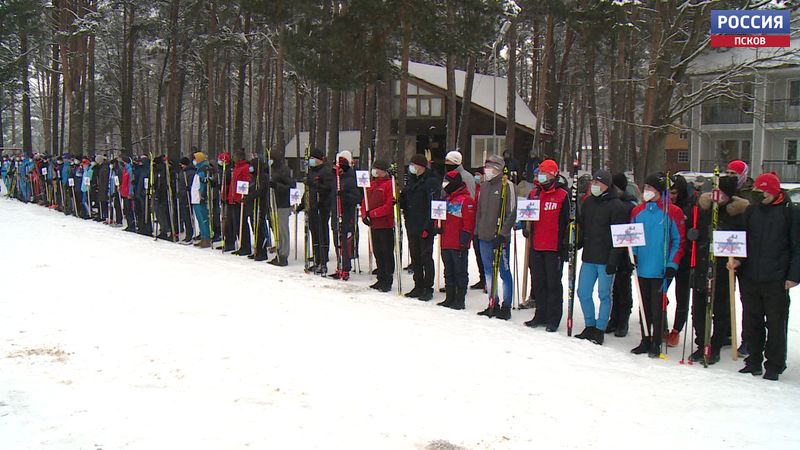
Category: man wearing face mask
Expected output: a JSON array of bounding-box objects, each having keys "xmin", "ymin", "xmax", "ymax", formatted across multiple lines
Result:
[
  {"xmin": 177, "ymin": 157, "xmax": 196, "ymax": 243},
  {"xmin": 227, "ymin": 151, "xmax": 252, "ymax": 255},
  {"xmin": 522, "ymin": 159, "xmax": 570, "ymax": 331},
  {"xmin": 438, "ymin": 170, "xmax": 476, "ymax": 309},
  {"xmin": 444, "ymin": 150, "xmax": 475, "ymax": 199},
  {"xmin": 469, "ymin": 168, "xmax": 487, "ymax": 291},
  {"xmin": 269, "ymin": 155, "xmax": 296, "ymax": 267},
  {"xmin": 572, "ymin": 170, "xmax": 628, "ymax": 344},
  {"xmin": 329, "ymin": 151, "xmax": 361, "ymax": 279},
  {"xmin": 400, "ymin": 153, "xmax": 441, "ymax": 300},
  {"xmin": 362, "ymin": 160, "xmax": 396, "ymax": 292},
  {"xmin": 726, "ymin": 159, "xmax": 755, "ymax": 204},
  {"xmin": 305, "ymin": 149, "xmax": 335, "ymax": 275},
  {"xmin": 630, "ymin": 173, "xmax": 686, "ymax": 357},
  {"xmin": 475, "ymin": 154, "xmax": 517, "ymax": 319},
  {"xmin": 727, "ymin": 172, "xmax": 800, "ymax": 381}
]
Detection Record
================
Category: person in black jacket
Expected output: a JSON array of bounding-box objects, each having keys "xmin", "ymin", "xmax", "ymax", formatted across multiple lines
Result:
[
  {"xmin": 249, "ymin": 157, "xmax": 270, "ymax": 261},
  {"xmin": 177, "ymin": 157, "xmax": 196, "ymax": 243},
  {"xmin": 666, "ymin": 175, "xmax": 692, "ymax": 348},
  {"xmin": 729, "ymin": 172, "xmax": 800, "ymax": 381},
  {"xmin": 329, "ymin": 151, "xmax": 360, "ymax": 278},
  {"xmin": 573, "ymin": 170, "xmax": 629, "ymax": 345},
  {"xmin": 607, "ymin": 173, "xmax": 637, "ymax": 337},
  {"xmin": 400, "ymin": 153, "xmax": 441, "ymax": 301},
  {"xmin": 305, "ymin": 148, "xmax": 335, "ymax": 275},
  {"xmin": 93, "ymin": 155, "xmax": 108, "ymax": 222},
  {"xmin": 269, "ymin": 155, "xmax": 295, "ymax": 267}
]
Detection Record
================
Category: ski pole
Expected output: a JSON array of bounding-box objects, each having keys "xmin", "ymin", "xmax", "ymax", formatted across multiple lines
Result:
[
  {"xmin": 513, "ymin": 225, "xmax": 519, "ymax": 309},
  {"xmin": 660, "ymin": 175, "xmax": 671, "ymax": 360},
  {"xmin": 728, "ymin": 256, "xmax": 738, "ymax": 361},
  {"xmin": 629, "ymin": 247, "xmax": 650, "ymax": 339},
  {"xmin": 681, "ymin": 201, "xmax": 699, "ymax": 365}
]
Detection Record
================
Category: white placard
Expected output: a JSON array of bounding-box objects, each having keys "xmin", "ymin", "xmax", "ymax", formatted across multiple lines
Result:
[
  {"xmin": 144, "ymin": 177, "xmax": 149, "ymax": 186},
  {"xmin": 611, "ymin": 223, "xmax": 647, "ymax": 248},
  {"xmin": 290, "ymin": 188, "xmax": 302, "ymax": 206},
  {"xmin": 82, "ymin": 176, "xmax": 90, "ymax": 187},
  {"xmin": 68, "ymin": 178, "xmax": 74, "ymax": 187},
  {"xmin": 236, "ymin": 180, "xmax": 250, "ymax": 195},
  {"xmin": 517, "ymin": 199, "xmax": 540, "ymax": 221},
  {"xmin": 356, "ymin": 170, "xmax": 371, "ymax": 188},
  {"xmin": 431, "ymin": 200, "xmax": 447, "ymax": 220},
  {"xmin": 42, "ymin": 168, "xmax": 48, "ymax": 176},
  {"xmin": 713, "ymin": 231, "xmax": 747, "ymax": 258},
  {"xmin": 114, "ymin": 176, "xmax": 120, "ymax": 186}
]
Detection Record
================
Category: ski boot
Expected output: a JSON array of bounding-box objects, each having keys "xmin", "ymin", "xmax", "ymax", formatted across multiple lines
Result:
[{"xmin": 477, "ymin": 302, "xmax": 499, "ymax": 318}]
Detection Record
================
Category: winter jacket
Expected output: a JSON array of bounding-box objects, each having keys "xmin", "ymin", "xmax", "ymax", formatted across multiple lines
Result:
[
  {"xmin": 191, "ymin": 160, "xmax": 210, "ymax": 205},
  {"xmin": 270, "ymin": 161, "xmax": 295, "ymax": 209},
  {"xmin": 332, "ymin": 164, "xmax": 360, "ymax": 221},
  {"xmin": 441, "ymin": 185, "xmax": 476, "ymax": 250},
  {"xmin": 227, "ymin": 160, "xmax": 252, "ymax": 204},
  {"xmin": 400, "ymin": 170, "xmax": 442, "ymax": 235},
  {"xmin": 61, "ymin": 163, "xmax": 71, "ymax": 186},
  {"xmin": 455, "ymin": 164, "xmax": 476, "ymax": 199},
  {"xmin": 96, "ymin": 162, "xmax": 110, "ymax": 202},
  {"xmin": 134, "ymin": 161, "xmax": 150, "ymax": 202},
  {"xmin": 741, "ymin": 194, "xmax": 800, "ymax": 283},
  {"xmin": 528, "ymin": 180, "xmax": 570, "ymax": 255},
  {"xmin": 177, "ymin": 165, "xmax": 197, "ymax": 205},
  {"xmin": 579, "ymin": 186, "xmax": 628, "ymax": 266},
  {"xmin": 306, "ymin": 163, "xmax": 335, "ymax": 211},
  {"xmin": 81, "ymin": 165, "xmax": 93, "ymax": 193},
  {"xmin": 475, "ymin": 176, "xmax": 516, "ymax": 242},
  {"xmin": 120, "ymin": 163, "xmax": 134, "ymax": 199},
  {"xmin": 362, "ymin": 176, "xmax": 395, "ymax": 230},
  {"xmin": 630, "ymin": 199, "xmax": 686, "ymax": 278},
  {"xmin": 687, "ymin": 193, "xmax": 748, "ymax": 273}
]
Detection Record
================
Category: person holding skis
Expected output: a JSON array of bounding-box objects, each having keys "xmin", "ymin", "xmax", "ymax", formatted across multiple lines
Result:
[
  {"xmin": 606, "ymin": 173, "xmax": 637, "ymax": 337},
  {"xmin": 80, "ymin": 158, "xmax": 93, "ymax": 219},
  {"xmin": 573, "ymin": 169, "xmax": 628, "ymax": 344},
  {"xmin": 522, "ymin": 159, "xmax": 570, "ymax": 332},
  {"xmin": 475, "ymin": 155, "xmax": 516, "ymax": 320},
  {"xmin": 400, "ymin": 153, "xmax": 441, "ymax": 300},
  {"xmin": 630, "ymin": 173, "xmax": 685, "ymax": 357},
  {"xmin": 444, "ymin": 150, "xmax": 475, "ymax": 199},
  {"xmin": 177, "ymin": 157, "xmax": 196, "ymax": 243},
  {"xmin": 438, "ymin": 170, "xmax": 476, "ymax": 309},
  {"xmin": 227, "ymin": 151, "xmax": 252, "ymax": 256},
  {"xmin": 725, "ymin": 159, "xmax": 754, "ymax": 203},
  {"xmin": 362, "ymin": 159, "xmax": 396, "ymax": 292},
  {"xmin": 267, "ymin": 155, "xmax": 295, "ymax": 267},
  {"xmin": 728, "ymin": 172, "xmax": 800, "ymax": 380},
  {"xmin": 119, "ymin": 156, "xmax": 136, "ymax": 233},
  {"xmin": 666, "ymin": 175, "xmax": 692, "ymax": 348},
  {"xmin": 248, "ymin": 157, "xmax": 270, "ymax": 261},
  {"xmin": 305, "ymin": 149, "xmax": 335, "ymax": 275},
  {"xmin": 329, "ymin": 151, "xmax": 360, "ymax": 279},
  {"xmin": 190, "ymin": 152, "xmax": 212, "ymax": 249},
  {"xmin": 469, "ymin": 167, "xmax": 487, "ymax": 292}
]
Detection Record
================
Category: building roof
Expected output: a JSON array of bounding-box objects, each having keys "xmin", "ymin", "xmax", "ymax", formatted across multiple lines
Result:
[
  {"xmin": 284, "ymin": 131, "xmax": 361, "ymax": 158},
  {"xmin": 688, "ymin": 35, "xmax": 800, "ymax": 75},
  {"xmin": 405, "ymin": 61, "xmax": 539, "ymax": 133}
]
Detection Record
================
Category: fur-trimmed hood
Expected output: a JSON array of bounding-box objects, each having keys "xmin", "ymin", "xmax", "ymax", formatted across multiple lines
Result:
[{"xmin": 698, "ymin": 192, "xmax": 749, "ymax": 216}]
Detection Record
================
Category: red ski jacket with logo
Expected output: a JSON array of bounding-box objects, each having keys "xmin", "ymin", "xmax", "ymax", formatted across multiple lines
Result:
[
  {"xmin": 227, "ymin": 160, "xmax": 252, "ymax": 204},
  {"xmin": 441, "ymin": 185, "xmax": 476, "ymax": 250},
  {"xmin": 528, "ymin": 181, "xmax": 570, "ymax": 253},
  {"xmin": 362, "ymin": 176, "xmax": 395, "ymax": 230}
]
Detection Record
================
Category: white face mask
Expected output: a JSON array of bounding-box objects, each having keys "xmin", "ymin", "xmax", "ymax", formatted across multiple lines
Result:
[
  {"xmin": 484, "ymin": 167, "xmax": 499, "ymax": 181},
  {"xmin": 591, "ymin": 184, "xmax": 603, "ymax": 197},
  {"xmin": 408, "ymin": 165, "xmax": 417, "ymax": 175},
  {"xmin": 371, "ymin": 168, "xmax": 379, "ymax": 178},
  {"xmin": 537, "ymin": 174, "xmax": 549, "ymax": 184},
  {"xmin": 474, "ymin": 175, "xmax": 482, "ymax": 184},
  {"xmin": 643, "ymin": 189, "xmax": 658, "ymax": 202}
]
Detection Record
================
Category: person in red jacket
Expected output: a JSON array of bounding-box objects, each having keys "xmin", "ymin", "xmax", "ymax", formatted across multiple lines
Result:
[
  {"xmin": 362, "ymin": 159, "xmax": 396, "ymax": 292},
  {"xmin": 227, "ymin": 150, "xmax": 252, "ymax": 255},
  {"xmin": 437, "ymin": 170, "xmax": 476, "ymax": 310}
]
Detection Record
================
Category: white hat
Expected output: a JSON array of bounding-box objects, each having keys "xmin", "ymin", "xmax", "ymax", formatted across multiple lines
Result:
[
  {"xmin": 337, "ymin": 150, "xmax": 353, "ymax": 164},
  {"xmin": 445, "ymin": 150, "xmax": 462, "ymax": 165}
]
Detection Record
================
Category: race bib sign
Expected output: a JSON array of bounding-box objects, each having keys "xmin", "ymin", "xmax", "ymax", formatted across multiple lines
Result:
[
  {"xmin": 611, "ymin": 223, "xmax": 646, "ymax": 248},
  {"xmin": 431, "ymin": 200, "xmax": 447, "ymax": 221},
  {"xmin": 236, "ymin": 181, "xmax": 250, "ymax": 195},
  {"xmin": 290, "ymin": 188, "xmax": 302, "ymax": 206},
  {"xmin": 713, "ymin": 231, "xmax": 747, "ymax": 258},
  {"xmin": 516, "ymin": 199, "xmax": 540, "ymax": 222},
  {"xmin": 41, "ymin": 168, "xmax": 48, "ymax": 176},
  {"xmin": 356, "ymin": 170, "xmax": 371, "ymax": 188},
  {"xmin": 82, "ymin": 176, "xmax": 90, "ymax": 187},
  {"xmin": 68, "ymin": 178, "xmax": 74, "ymax": 187},
  {"xmin": 114, "ymin": 176, "xmax": 120, "ymax": 187}
]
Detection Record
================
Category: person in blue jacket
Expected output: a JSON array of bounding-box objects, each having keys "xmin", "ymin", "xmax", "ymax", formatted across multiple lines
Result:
[
  {"xmin": 1, "ymin": 155, "xmax": 9, "ymax": 193},
  {"xmin": 630, "ymin": 172, "xmax": 686, "ymax": 357},
  {"xmin": 80, "ymin": 158, "xmax": 93, "ymax": 218}
]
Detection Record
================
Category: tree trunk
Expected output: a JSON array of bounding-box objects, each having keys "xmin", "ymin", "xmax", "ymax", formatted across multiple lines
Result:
[
  {"xmin": 585, "ymin": 43, "xmax": 600, "ymax": 172},
  {"xmin": 0, "ymin": 87, "xmax": 4, "ymax": 150},
  {"xmin": 375, "ymin": 73, "xmax": 392, "ymax": 162},
  {"xmin": 121, "ymin": 3, "xmax": 135, "ymax": 154},
  {"xmin": 398, "ymin": 10, "xmax": 410, "ymax": 168},
  {"xmin": 254, "ymin": 57, "xmax": 267, "ymax": 155},
  {"xmin": 531, "ymin": 14, "xmax": 553, "ymax": 156},
  {"xmin": 274, "ymin": 37, "xmax": 286, "ymax": 158},
  {"xmin": 505, "ymin": 21, "xmax": 517, "ymax": 164},
  {"xmin": 328, "ymin": 89, "xmax": 340, "ymax": 161},
  {"xmin": 456, "ymin": 55, "xmax": 476, "ymax": 157},
  {"xmin": 315, "ymin": 86, "xmax": 328, "ymax": 153},
  {"xmin": 87, "ymin": 20, "xmax": 96, "ymax": 155},
  {"xmin": 51, "ymin": 9, "xmax": 60, "ymax": 156},
  {"xmin": 232, "ymin": 13, "xmax": 250, "ymax": 153},
  {"xmin": 20, "ymin": 30, "xmax": 33, "ymax": 154},
  {"xmin": 445, "ymin": 53, "xmax": 457, "ymax": 153}
]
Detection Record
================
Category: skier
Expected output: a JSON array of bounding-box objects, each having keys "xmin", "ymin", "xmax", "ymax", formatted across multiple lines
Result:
[
  {"xmin": 400, "ymin": 153, "xmax": 441, "ymax": 300},
  {"xmin": 119, "ymin": 156, "xmax": 137, "ymax": 232},
  {"xmin": 438, "ymin": 170, "xmax": 476, "ymax": 310},
  {"xmin": 729, "ymin": 172, "xmax": 800, "ymax": 381},
  {"xmin": 212, "ymin": 152, "xmax": 229, "ymax": 244},
  {"xmin": 249, "ymin": 157, "xmax": 271, "ymax": 262},
  {"xmin": 190, "ymin": 152, "xmax": 212, "ymax": 249},
  {"xmin": 606, "ymin": 173, "xmax": 637, "ymax": 337},
  {"xmin": 305, "ymin": 149, "xmax": 335, "ymax": 275},
  {"xmin": 362, "ymin": 159, "xmax": 395, "ymax": 292},
  {"xmin": 522, "ymin": 159, "xmax": 570, "ymax": 331},
  {"xmin": 573, "ymin": 169, "xmax": 628, "ymax": 344},
  {"xmin": 227, "ymin": 151, "xmax": 252, "ymax": 255},
  {"xmin": 268, "ymin": 155, "xmax": 296, "ymax": 267},
  {"xmin": 475, "ymin": 155, "xmax": 516, "ymax": 320},
  {"xmin": 725, "ymin": 159, "xmax": 755, "ymax": 203},
  {"xmin": 444, "ymin": 150, "xmax": 475, "ymax": 199},
  {"xmin": 630, "ymin": 173, "xmax": 685, "ymax": 357},
  {"xmin": 95, "ymin": 155, "xmax": 110, "ymax": 223},
  {"xmin": 666, "ymin": 175, "xmax": 692, "ymax": 347},
  {"xmin": 328, "ymin": 151, "xmax": 360, "ymax": 278},
  {"xmin": 133, "ymin": 156, "xmax": 152, "ymax": 235},
  {"xmin": 177, "ymin": 157, "xmax": 196, "ymax": 243},
  {"xmin": 469, "ymin": 167, "xmax": 486, "ymax": 292},
  {"xmin": 80, "ymin": 158, "xmax": 93, "ymax": 219},
  {"xmin": 152, "ymin": 156, "xmax": 174, "ymax": 240}
]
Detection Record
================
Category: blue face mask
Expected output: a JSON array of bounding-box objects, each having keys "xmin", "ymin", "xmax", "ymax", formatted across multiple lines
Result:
[
  {"xmin": 309, "ymin": 158, "xmax": 319, "ymax": 168},
  {"xmin": 408, "ymin": 165, "xmax": 418, "ymax": 175},
  {"xmin": 537, "ymin": 174, "xmax": 549, "ymax": 184}
]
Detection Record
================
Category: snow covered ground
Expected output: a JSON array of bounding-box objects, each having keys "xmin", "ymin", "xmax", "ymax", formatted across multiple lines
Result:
[{"xmin": 2, "ymin": 197, "xmax": 800, "ymax": 449}]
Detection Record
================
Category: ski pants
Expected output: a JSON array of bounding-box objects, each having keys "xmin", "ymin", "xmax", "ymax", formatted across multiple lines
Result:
[
  {"xmin": 193, "ymin": 203, "xmax": 210, "ymax": 241},
  {"xmin": 409, "ymin": 233, "xmax": 434, "ymax": 290},
  {"xmin": 178, "ymin": 200, "xmax": 194, "ymax": 238},
  {"xmin": 531, "ymin": 250, "xmax": 564, "ymax": 328},
  {"xmin": 372, "ymin": 228, "xmax": 395, "ymax": 286},
  {"xmin": 155, "ymin": 198, "xmax": 171, "ymax": 236},
  {"xmin": 691, "ymin": 259, "xmax": 734, "ymax": 350},
  {"xmin": 610, "ymin": 267, "xmax": 633, "ymax": 329},
  {"xmin": 332, "ymin": 214, "xmax": 353, "ymax": 271},
  {"xmin": 473, "ymin": 239, "xmax": 486, "ymax": 285},
  {"xmin": 740, "ymin": 277, "xmax": 789, "ymax": 374},
  {"xmin": 639, "ymin": 277, "xmax": 667, "ymax": 349},
  {"xmin": 673, "ymin": 266, "xmax": 691, "ymax": 332},
  {"xmin": 226, "ymin": 202, "xmax": 251, "ymax": 253},
  {"xmin": 442, "ymin": 248, "xmax": 469, "ymax": 290},
  {"xmin": 577, "ymin": 262, "xmax": 614, "ymax": 331},
  {"xmin": 124, "ymin": 198, "xmax": 137, "ymax": 230},
  {"xmin": 82, "ymin": 191, "xmax": 91, "ymax": 217},
  {"xmin": 253, "ymin": 209, "xmax": 269, "ymax": 257},
  {"xmin": 278, "ymin": 208, "xmax": 291, "ymax": 259},
  {"xmin": 310, "ymin": 208, "xmax": 331, "ymax": 264},
  {"xmin": 479, "ymin": 239, "xmax": 513, "ymax": 308}
]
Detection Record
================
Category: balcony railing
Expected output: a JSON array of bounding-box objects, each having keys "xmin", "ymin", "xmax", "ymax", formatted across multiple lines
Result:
[
  {"xmin": 701, "ymin": 103, "xmax": 753, "ymax": 125},
  {"xmin": 762, "ymin": 160, "xmax": 800, "ymax": 183},
  {"xmin": 765, "ymin": 99, "xmax": 800, "ymax": 123}
]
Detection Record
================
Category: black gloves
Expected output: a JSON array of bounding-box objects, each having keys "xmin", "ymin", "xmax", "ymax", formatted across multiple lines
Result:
[
  {"xmin": 362, "ymin": 216, "xmax": 371, "ymax": 226},
  {"xmin": 460, "ymin": 231, "xmax": 471, "ymax": 249},
  {"xmin": 665, "ymin": 267, "xmax": 677, "ymax": 280},
  {"xmin": 606, "ymin": 264, "xmax": 617, "ymax": 275},
  {"xmin": 491, "ymin": 235, "xmax": 506, "ymax": 249}
]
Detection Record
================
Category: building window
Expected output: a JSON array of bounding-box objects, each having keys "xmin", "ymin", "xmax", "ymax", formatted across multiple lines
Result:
[
  {"xmin": 393, "ymin": 80, "xmax": 444, "ymax": 119},
  {"xmin": 715, "ymin": 139, "xmax": 751, "ymax": 162},
  {"xmin": 788, "ymin": 140, "xmax": 798, "ymax": 165},
  {"xmin": 471, "ymin": 135, "xmax": 506, "ymax": 168},
  {"xmin": 678, "ymin": 151, "xmax": 689, "ymax": 163},
  {"xmin": 790, "ymin": 80, "xmax": 800, "ymax": 107}
]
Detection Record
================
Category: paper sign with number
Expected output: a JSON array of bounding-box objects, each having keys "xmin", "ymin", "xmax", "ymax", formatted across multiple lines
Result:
[
  {"xmin": 516, "ymin": 199, "xmax": 540, "ymax": 221},
  {"xmin": 114, "ymin": 176, "xmax": 120, "ymax": 186},
  {"xmin": 42, "ymin": 168, "xmax": 48, "ymax": 176},
  {"xmin": 68, "ymin": 178, "xmax": 75, "ymax": 187},
  {"xmin": 356, "ymin": 170, "xmax": 371, "ymax": 188},
  {"xmin": 713, "ymin": 231, "xmax": 747, "ymax": 258},
  {"xmin": 290, "ymin": 188, "xmax": 302, "ymax": 206},
  {"xmin": 82, "ymin": 176, "xmax": 90, "ymax": 187},
  {"xmin": 431, "ymin": 200, "xmax": 447, "ymax": 220},
  {"xmin": 236, "ymin": 180, "xmax": 250, "ymax": 195},
  {"xmin": 611, "ymin": 223, "xmax": 647, "ymax": 248},
  {"xmin": 144, "ymin": 177, "xmax": 149, "ymax": 186}
]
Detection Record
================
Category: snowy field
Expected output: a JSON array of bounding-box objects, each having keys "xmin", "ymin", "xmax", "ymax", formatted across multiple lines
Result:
[{"xmin": 2, "ymin": 196, "xmax": 800, "ymax": 449}]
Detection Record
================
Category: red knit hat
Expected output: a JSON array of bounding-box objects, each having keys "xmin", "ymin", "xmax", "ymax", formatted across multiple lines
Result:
[
  {"xmin": 727, "ymin": 160, "xmax": 747, "ymax": 176},
  {"xmin": 754, "ymin": 172, "xmax": 781, "ymax": 197},
  {"xmin": 539, "ymin": 159, "xmax": 558, "ymax": 176},
  {"xmin": 218, "ymin": 152, "xmax": 231, "ymax": 164}
]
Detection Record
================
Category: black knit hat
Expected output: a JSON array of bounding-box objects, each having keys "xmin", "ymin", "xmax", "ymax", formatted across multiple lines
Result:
[
  {"xmin": 592, "ymin": 170, "xmax": 612, "ymax": 187},
  {"xmin": 310, "ymin": 148, "xmax": 325, "ymax": 160},
  {"xmin": 373, "ymin": 159, "xmax": 390, "ymax": 171},
  {"xmin": 179, "ymin": 156, "xmax": 191, "ymax": 166},
  {"xmin": 644, "ymin": 172, "xmax": 667, "ymax": 193},
  {"xmin": 612, "ymin": 173, "xmax": 628, "ymax": 191},
  {"xmin": 410, "ymin": 153, "xmax": 428, "ymax": 168},
  {"xmin": 718, "ymin": 175, "xmax": 738, "ymax": 198}
]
